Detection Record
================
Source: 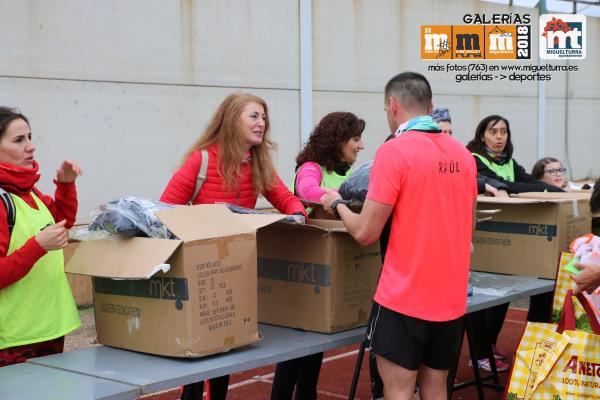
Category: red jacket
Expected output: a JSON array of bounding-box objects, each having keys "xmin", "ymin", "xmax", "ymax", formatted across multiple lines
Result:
[
  {"xmin": 160, "ymin": 146, "xmax": 305, "ymax": 215},
  {"xmin": 0, "ymin": 161, "xmax": 78, "ymax": 290}
]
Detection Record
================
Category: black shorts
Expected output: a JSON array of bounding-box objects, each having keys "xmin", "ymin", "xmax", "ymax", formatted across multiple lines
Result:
[{"xmin": 367, "ymin": 302, "xmax": 464, "ymax": 371}]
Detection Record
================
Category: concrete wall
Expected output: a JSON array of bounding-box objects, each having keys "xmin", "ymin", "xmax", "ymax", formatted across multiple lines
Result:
[{"xmin": 0, "ymin": 0, "xmax": 597, "ymax": 220}]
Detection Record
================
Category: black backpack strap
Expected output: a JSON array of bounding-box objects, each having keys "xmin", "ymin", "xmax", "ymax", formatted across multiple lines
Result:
[{"xmin": 0, "ymin": 188, "xmax": 16, "ymax": 235}]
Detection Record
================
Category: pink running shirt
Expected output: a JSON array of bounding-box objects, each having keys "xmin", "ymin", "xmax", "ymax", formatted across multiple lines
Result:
[{"xmin": 367, "ymin": 131, "xmax": 477, "ymax": 321}]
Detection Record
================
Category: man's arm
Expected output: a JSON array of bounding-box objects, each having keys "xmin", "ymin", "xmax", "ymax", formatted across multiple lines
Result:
[{"xmin": 321, "ymin": 189, "xmax": 393, "ymax": 246}]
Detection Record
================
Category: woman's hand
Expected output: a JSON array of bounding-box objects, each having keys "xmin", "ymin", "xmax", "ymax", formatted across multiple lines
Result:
[
  {"xmin": 36, "ymin": 220, "xmax": 68, "ymax": 251},
  {"xmin": 494, "ymin": 189, "xmax": 509, "ymax": 198},
  {"xmin": 571, "ymin": 263, "xmax": 600, "ymax": 295},
  {"xmin": 483, "ymin": 183, "xmax": 497, "ymax": 196},
  {"xmin": 56, "ymin": 160, "xmax": 83, "ymax": 183},
  {"xmin": 484, "ymin": 183, "xmax": 509, "ymax": 198},
  {"xmin": 320, "ymin": 188, "xmax": 342, "ymax": 215}
]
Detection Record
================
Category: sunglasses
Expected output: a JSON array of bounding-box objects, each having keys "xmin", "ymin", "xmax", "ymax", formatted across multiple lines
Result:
[{"xmin": 544, "ymin": 168, "xmax": 567, "ymax": 176}]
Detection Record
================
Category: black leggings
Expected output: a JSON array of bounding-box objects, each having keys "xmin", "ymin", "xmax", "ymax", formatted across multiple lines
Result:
[
  {"xmin": 527, "ymin": 292, "xmax": 553, "ymax": 323},
  {"xmin": 181, "ymin": 375, "xmax": 229, "ymax": 400},
  {"xmin": 469, "ymin": 292, "xmax": 554, "ymax": 358},
  {"xmin": 469, "ymin": 303, "xmax": 509, "ymax": 358},
  {"xmin": 271, "ymin": 353, "xmax": 324, "ymax": 400}
]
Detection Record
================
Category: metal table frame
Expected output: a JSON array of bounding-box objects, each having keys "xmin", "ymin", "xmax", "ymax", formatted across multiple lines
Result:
[
  {"xmin": 28, "ymin": 323, "xmax": 365, "ymax": 397},
  {"xmin": 348, "ymin": 272, "xmax": 555, "ymax": 400},
  {"xmin": 0, "ymin": 272, "xmax": 554, "ymax": 400}
]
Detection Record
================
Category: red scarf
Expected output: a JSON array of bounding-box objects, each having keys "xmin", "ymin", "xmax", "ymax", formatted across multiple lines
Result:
[{"xmin": 0, "ymin": 161, "xmax": 41, "ymax": 195}]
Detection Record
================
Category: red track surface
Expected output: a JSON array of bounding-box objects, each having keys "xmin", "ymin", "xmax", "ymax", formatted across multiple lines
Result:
[{"xmin": 142, "ymin": 308, "xmax": 528, "ymax": 400}]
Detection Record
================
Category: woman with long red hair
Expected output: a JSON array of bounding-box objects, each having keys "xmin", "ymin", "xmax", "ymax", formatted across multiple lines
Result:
[{"xmin": 161, "ymin": 92, "xmax": 306, "ymax": 400}]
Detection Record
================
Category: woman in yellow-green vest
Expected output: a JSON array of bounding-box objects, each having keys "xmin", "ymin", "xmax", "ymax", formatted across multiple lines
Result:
[
  {"xmin": 466, "ymin": 114, "xmax": 564, "ymax": 194},
  {"xmin": 465, "ymin": 114, "xmax": 564, "ymax": 374},
  {"xmin": 0, "ymin": 107, "xmax": 81, "ymax": 367},
  {"xmin": 271, "ymin": 111, "xmax": 365, "ymax": 400}
]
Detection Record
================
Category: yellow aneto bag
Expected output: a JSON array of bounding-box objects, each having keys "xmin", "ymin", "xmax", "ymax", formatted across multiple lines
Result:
[
  {"xmin": 552, "ymin": 251, "xmax": 600, "ymax": 333},
  {"xmin": 505, "ymin": 290, "xmax": 600, "ymax": 400}
]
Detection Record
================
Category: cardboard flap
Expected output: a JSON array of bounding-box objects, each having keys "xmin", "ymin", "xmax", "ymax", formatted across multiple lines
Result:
[
  {"xmin": 476, "ymin": 196, "xmax": 544, "ymax": 205},
  {"xmin": 311, "ymin": 219, "xmax": 348, "ymax": 232},
  {"xmin": 234, "ymin": 213, "xmax": 288, "ymax": 231},
  {"xmin": 476, "ymin": 209, "xmax": 502, "ymax": 215},
  {"xmin": 156, "ymin": 204, "xmax": 254, "ymax": 241},
  {"xmin": 514, "ymin": 192, "xmax": 591, "ymax": 202},
  {"xmin": 65, "ymin": 237, "xmax": 181, "ymax": 279},
  {"xmin": 269, "ymin": 218, "xmax": 347, "ymax": 233},
  {"xmin": 475, "ymin": 209, "xmax": 501, "ymax": 222}
]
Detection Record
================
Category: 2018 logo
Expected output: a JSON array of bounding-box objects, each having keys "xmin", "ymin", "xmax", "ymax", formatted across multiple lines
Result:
[
  {"xmin": 486, "ymin": 25, "xmax": 530, "ymax": 60},
  {"xmin": 539, "ymin": 14, "xmax": 586, "ymax": 59}
]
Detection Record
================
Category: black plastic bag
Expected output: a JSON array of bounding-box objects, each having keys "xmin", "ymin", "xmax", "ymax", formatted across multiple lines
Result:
[
  {"xmin": 339, "ymin": 161, "xmax": 372, "ymax": 204},
  {"xmin": 89, "ymin": 197, "xmax": 176, "ymax": 239}
]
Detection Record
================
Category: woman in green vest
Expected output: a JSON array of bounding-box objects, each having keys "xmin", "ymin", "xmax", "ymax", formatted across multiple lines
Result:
[
  {"xmin": 271, "ymin": 111, "xmax": 365, "ymax": 400},
  {"xmin": 465, "ymin": 114, "xmax": 563, "ymax": 374},
  {"xmin": 0, "ymin": 107, "xmax": 81, "ymax": 367},
  {"xmin": 466, "ymin": 115, "xmax": 564, "ymax": 194},
  {"xmin": 291, "ymin": 112, "xmax": 365, "ymax": 205}
]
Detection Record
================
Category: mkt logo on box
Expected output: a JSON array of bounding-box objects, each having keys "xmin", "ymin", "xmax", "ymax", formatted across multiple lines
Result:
[{"xmin": 539, "ymin": 14, "xmax": 586, "ymax": 59}]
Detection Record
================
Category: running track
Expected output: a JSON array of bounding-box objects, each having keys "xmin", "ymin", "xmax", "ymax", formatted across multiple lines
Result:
[{"xmin": 142, "ymin": 308, "xmax": 528, "ymax": 399}]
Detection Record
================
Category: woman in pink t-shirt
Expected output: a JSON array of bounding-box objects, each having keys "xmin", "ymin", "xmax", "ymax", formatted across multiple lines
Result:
[
  {"xmin": 271, "ymin": 112, "xmax": 365, "ymax": 400},
  {"xmin": 292, "ymin": 112, "xmax": 365, "ymax": 203}
]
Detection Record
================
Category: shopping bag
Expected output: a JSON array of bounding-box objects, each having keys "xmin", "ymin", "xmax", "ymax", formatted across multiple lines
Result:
[
  {"xmin": 505, "ymin": 290, "xmax": 600, "ymax": 399},
  {"xmin": 552, "ymin": 250, "xmax": 600, "ymax": 332}
]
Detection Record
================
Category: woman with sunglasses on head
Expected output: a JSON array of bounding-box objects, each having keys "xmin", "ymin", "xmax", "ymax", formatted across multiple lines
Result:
[{"xmin": 531, "ymin": 157, "xmax": 568, "ymax": 189}]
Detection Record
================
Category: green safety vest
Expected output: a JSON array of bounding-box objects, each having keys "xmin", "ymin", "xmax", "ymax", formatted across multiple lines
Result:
[
  {"xmin": 473, "ymin": 153, "xmax": 515, "ymax": 182},
  {"xmin": 319, "ymin": 166, "xmax": 351, "ymax": 190},
  {"xmin": 0, "ymin": 193, "xmax": 80, "ymax": 349},
  {"xmin": 293, "ymin": 165, "xmax": 352, "ymax": 194},
  {"xmin": 292, "ymin": 165, "xmax": 351, "ymax": 213}
]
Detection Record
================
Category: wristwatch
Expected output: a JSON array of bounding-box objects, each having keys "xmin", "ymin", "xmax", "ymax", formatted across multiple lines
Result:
[{"xmin": 330, "ymin": 199, "xmax": 349, "ymax": 219}]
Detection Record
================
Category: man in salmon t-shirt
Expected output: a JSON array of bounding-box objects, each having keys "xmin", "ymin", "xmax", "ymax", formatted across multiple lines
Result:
[{"xmin": 321, "ymin": 71, "xmax": 477, "ymax": 399}]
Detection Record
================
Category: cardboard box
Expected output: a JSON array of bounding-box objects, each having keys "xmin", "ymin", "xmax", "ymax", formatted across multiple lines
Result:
[
  {"xmin": 65, "ymin": 204, "xmax": 284, "ymax": 358},
  {"xmin": 471, "ymin": 193, "xmax": 592, "ymax": 278},
  {"xmin": 66, "ymin": 274, "xmax": 93, "ymax": 307},
  {"xmin": 63, "ymin": 241, "xmax": 93, "ymax": 307},
  {"xmin": 305, "ymin": 202, "xmax": 362, "ymax": 220},
  {"xmin": 257, "ymin": 219, "xmax": 382, "ymax": 333}
]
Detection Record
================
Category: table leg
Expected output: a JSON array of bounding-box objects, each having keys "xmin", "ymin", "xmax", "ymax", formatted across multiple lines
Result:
[
  {"xmin": 465, "ymin": 312, "xmax": 486, "ymax": 400},
  {"xmin": 347, "ymin": 340, "xmax": 366, "ymax": 400}
]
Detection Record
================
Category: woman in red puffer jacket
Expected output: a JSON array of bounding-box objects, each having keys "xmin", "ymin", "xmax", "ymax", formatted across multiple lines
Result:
[
  {"xmin": 161, "ymin": 92, "xmax": 305, "ymax": 214},
  {"xmin": 160, "ymin": 92, "xmax": 306, "ymax": 400}
]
